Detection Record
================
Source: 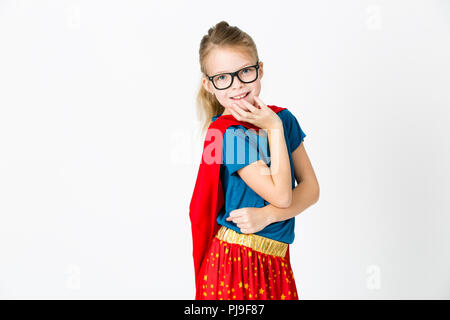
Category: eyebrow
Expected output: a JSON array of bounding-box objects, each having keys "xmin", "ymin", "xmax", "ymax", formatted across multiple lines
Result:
[{"xmin": 213, "ymin": 62, "xmax": 254, "ymax": 75}]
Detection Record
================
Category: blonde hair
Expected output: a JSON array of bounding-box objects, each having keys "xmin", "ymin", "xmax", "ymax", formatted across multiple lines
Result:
[{"xmin": 197, "ymin": 21, "xmax": 259, "ymax": 135}]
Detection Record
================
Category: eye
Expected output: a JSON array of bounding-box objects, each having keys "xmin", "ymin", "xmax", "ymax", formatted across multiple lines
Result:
[{"xmin": 217, "ymin": 75, "xmax": 227, "ymax": 80}]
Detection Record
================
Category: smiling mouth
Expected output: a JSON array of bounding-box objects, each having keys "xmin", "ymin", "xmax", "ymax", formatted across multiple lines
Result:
[{"xmin": 230, "ymin": 92, "xmax": 249, "ymax": 100}]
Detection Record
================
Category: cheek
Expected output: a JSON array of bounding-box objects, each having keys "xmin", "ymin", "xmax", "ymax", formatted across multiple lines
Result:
[
  {"xmin": 251, "ymin": 81, "xmax": 261, "ymax": 93},
  {"xmin": 217, "ymin": 94, "xmax": 230, "ymax": 105}
]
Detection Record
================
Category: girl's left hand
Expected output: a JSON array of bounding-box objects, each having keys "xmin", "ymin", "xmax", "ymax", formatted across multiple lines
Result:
[{"xmin": 225, "ymin": 207, "xmax": 273, "ymax": 234}]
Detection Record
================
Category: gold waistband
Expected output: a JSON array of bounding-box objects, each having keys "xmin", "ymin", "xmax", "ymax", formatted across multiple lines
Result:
[{"xmin": 215, "ymin": 226, "xmax": 288, "ymax": 258}]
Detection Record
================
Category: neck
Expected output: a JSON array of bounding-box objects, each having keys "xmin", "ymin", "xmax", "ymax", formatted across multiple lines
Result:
[{"xmin": 221, "ymin": 109, "xmax": 231, "ymax": 116}]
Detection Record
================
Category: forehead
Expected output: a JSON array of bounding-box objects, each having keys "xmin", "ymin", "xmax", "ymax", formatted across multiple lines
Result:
[{"xmin": 206, "ymin": 48, "xmax": 255, "ymax": 75}]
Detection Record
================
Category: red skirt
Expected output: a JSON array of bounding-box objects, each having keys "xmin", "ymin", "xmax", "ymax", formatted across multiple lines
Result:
[{"xmin": 197, "ymin": 226, "xmax": 298, "ymax": 300}]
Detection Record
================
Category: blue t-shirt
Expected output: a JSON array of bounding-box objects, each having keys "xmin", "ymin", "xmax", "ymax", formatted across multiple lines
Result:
[{"xmin": 212, "ymin": 108, "xmax": 306, "ymax": 244}]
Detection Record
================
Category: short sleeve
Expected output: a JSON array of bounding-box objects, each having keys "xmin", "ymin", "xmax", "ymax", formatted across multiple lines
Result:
[
  {"xmin": 282, "ymin": 109, "xmax": 306, "ymax": 152},
  {"xmin": 222, "ymin": 126, "xmax": 269, "ymax": 176}
]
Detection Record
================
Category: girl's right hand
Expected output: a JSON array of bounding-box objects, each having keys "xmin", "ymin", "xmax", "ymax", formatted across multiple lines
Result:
[{"xmin": 229, "ymin": 96, "xmax": 282, "ymax": 131}]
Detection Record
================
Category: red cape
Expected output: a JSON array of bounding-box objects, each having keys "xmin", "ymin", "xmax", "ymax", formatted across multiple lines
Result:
[{"xmin": 189, "ymin": 105, "xmax": 287, "ymax": 299}]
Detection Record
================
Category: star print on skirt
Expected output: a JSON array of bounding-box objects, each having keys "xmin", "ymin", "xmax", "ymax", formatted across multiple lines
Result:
[{"xmin": 197, "ymin": 226, "xmax": 299, "ymax": 300}]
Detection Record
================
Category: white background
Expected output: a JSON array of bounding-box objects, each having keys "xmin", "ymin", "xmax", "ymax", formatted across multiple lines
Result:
[{"xmin": 0, "ymin": 0, "xmax": 449, "ymax": 299}]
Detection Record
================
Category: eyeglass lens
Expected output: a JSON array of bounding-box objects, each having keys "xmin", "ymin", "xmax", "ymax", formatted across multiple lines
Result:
[{"xmin": 213, "ymin": 66, "xmax": 258, "ymax": 89}]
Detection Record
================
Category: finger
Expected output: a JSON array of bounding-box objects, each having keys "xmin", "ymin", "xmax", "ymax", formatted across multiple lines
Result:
[
  {"xmin": 228, "ymin": 210, "xmax": 243, "ymax": 219},
  {"xmin": 230, "ymin": 103, "xmax": 249, "ymax": 119},
  {"xmin": 231, "ymin": 102, "xmax": 249, "ymax": 115},
  {"xmin": 230, "ymin": 216, "xmax": 247, "ymax": 224},
  {"xmin": 228, "ymin": 106, "xmax": 243, "ymax": 121},
  {"xmin": 232, "ymin": 100, "xmax": 251, "ymax": 112},
  {"xmin": 238, "ymin": 99, "xmax": 259, "ymax": 113},
  {"xmin": 253, "ymin": 96, "xmax": 267, "ymax": 109},
  {"xmin": 225, "ymin": 215, "xmax": 242, "ymax": 222},
  {"xmin": 236, "ymin": 223, "xmax": 248, "ymax": 229}
]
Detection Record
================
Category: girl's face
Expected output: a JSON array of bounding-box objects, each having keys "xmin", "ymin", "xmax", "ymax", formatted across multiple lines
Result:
[{"xmin": 202, "ymin": 47, "xmax": 264, "ymax": 115}]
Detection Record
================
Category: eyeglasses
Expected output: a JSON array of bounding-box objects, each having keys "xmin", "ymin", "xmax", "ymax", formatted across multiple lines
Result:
[{"xmin": 206, "ymin": 60, "xmax": 260, "ymax": 90}]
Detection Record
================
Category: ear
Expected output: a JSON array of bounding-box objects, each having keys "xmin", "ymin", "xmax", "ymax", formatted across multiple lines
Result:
[
  {"xmin": 259, "ymin": 61, "xmax": 264, "ymax": 80},
  {"xmin": 202, "ymin": 76, "xmax": 214, "ymax": 95}
]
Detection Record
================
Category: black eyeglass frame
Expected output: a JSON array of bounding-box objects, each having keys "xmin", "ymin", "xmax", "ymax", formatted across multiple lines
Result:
[{"xmin": 205, "ymin": 60, "xmax": 260, "ymax": 90}]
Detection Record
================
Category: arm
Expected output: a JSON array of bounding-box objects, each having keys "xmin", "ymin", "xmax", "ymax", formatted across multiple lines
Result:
[
  {"xmin": 265, "ymin": 142, "xmax": 319, "ymax": 223},
  {"xmin": 236, "ymin": 121, "xmax": 293, "ymax": 208},
  {"xmin": 227, "ymin": 142, "xmax": 319, "ymax": 233}
]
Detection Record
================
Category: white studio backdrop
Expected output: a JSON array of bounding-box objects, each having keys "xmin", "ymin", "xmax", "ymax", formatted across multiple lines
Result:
[{"xmin": 0, "ymin": 0, "xmax": 449, "ymax": 299}]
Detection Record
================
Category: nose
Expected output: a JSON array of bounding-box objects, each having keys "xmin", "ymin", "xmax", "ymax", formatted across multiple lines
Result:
[{"xmin": 230, "ymin": 74, "xmax": 245, "ymax": 90}]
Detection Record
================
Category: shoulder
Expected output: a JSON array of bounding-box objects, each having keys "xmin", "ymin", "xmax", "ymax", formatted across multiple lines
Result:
[
  {"xmin": 277, "ymin": 108, "xmax": 297, "ymax": 123},
  {"xmin": 277, "ymin": 108, "xmax": 305, "ymax": 129},
  {"xmin": 274, "ymin": 108, "xmax": 296, "ymax": 132}
]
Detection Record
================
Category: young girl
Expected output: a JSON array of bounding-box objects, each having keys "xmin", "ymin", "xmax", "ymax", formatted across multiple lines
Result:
[{"xmin": 189, "ymin": 21, "xmax": 320, "ymax": 300}]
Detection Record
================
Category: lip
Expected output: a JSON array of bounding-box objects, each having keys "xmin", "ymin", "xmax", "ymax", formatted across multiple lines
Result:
[{"xmin": 230, "ymin": 92, "xmax": 250, "ymax": 100}]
